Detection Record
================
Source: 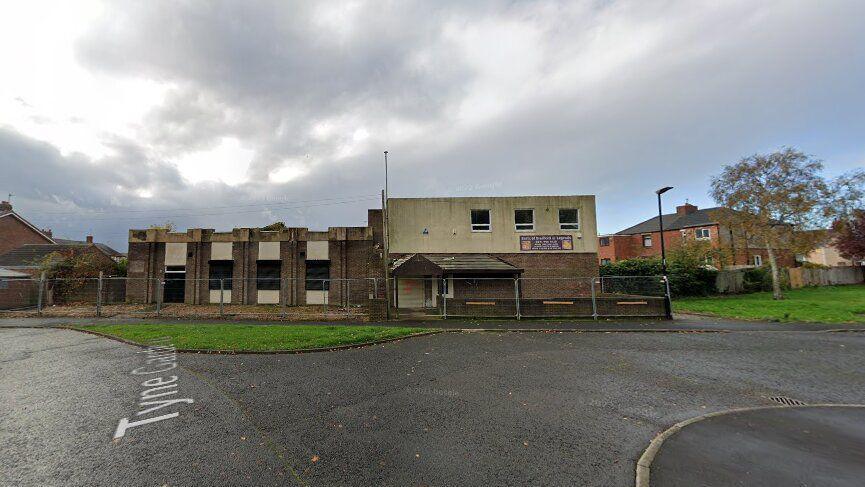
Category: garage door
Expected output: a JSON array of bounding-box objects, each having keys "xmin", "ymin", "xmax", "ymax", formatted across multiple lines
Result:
[{"xmin": 397, "ymin": 279, "xmax": 424, "ymax": 308}]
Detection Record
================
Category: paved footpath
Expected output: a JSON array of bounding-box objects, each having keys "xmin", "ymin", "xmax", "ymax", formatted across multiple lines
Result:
[
  {"xmin": 650, "ymin": 406, "xmax": 865, "ymax": 486},
  {"xmin": 2, "ymin": 313, "xmax": 862, "ymax": 332}
]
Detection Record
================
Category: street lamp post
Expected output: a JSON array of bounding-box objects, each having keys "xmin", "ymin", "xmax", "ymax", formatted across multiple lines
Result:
[
  {"xmin": 383, "ymin": 151, "xmax": 391, "ymax": 319},
  {"xmin": 656, "ymin": 186, "xmax": 673, "ymax": 319}
]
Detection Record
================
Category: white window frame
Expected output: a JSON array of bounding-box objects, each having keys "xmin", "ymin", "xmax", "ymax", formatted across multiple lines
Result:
[
  {"xmin": 558, "ymin": 208, "xmax": 580, "ymax": 230},
  {"xmin": 514, "ymin": 208, "xmax": 534, "ymax": 232},
  {"xmin": 696, "ymin": 228, "xmax": 711, "ymax": 240},
  {"xmin": 470, "ymin": 209, "xmax": 492, "ymax": 232},
  {"xmin": 642, "ymin": 234, "xmax": 653, "ymax": 247},
  {"xmin": 753, "ymin": 254, "xmax": 763, "ymax": 266}
]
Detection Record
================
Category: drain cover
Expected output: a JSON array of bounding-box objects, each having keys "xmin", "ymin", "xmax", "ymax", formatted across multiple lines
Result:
[{"xmin": 769, "ymin": 396, "xmax": 807, "ymax": 406}]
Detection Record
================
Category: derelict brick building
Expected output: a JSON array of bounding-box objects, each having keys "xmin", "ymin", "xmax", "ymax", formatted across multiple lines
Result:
[{"xmin": 126, "ymin": 209, "xmax": 385, "ymax": 305}]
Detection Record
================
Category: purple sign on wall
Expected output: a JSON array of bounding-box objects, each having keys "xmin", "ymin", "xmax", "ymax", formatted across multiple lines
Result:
[{"xmin": 520, "ymin": 235, "xmax": 574, "ymax": 251}]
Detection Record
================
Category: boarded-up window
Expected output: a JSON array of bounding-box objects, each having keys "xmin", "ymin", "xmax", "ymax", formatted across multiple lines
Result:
[
  {"xmin": 256, "ymin": 260, "xmax": 281, "ymax": 290},
  {"xmin": 306, "ymin": 260, "xmax": 330, "ymax": 290},
  {"xmin": 208, "ymin": 261, "xmax": 233, "ymax": 290}
]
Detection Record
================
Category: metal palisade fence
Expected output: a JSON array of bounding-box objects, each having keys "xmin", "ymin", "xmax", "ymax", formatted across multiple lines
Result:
[{"xmin": 0, "ymin": 275, "xmax": 670, "ymax": 320}]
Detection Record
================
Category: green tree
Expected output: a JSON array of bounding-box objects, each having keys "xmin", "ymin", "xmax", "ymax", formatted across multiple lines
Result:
[{"xmin": 710, "ymin": 148, "xmax": 864, "ymax": 299}]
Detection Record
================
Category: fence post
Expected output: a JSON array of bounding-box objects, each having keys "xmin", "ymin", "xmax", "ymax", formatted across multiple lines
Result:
[
  {"xmin": 156, "ymin": 279, "xmax": 163, "ymax": 316},
  {"xmin": 96, "ymin": 271, "xmax": 103, "ymax": 317},
  {"xmin": 37, "ymin": 272, "xmax": 45, "ymax": 315},
  {"xmin": 514, "ymin": 278, "xmax": 521, "ymax": 320},
  {"xmin": 372, "ymin": 278, "xmax": 378, "ymax": 299},
  {"xmin": 442, "ymin": 277, "xmax": 447, "ymax": 319},
  {"xmin": 346, "ymin": 279, "xmax": 351, "ymax": 310},
  {"xmin": 280, "ymin": 278, "xmax": 287, "ymax": 318},
  {"xmin": 219, "ymin": 279, "xmax": 225, "ymax": 316},
  {"xmin": 323, "ymin": 279, "xmax": 328, "ymax": 319},
  {"xmin": 590, "ymin": 278, "xmax": 598, "ymax": 320}
]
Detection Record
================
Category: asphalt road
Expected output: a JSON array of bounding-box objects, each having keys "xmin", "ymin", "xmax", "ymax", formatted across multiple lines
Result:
[
  {"xmin": 651, "ymin": 406, "xmax": 865, "ymax": 486},
  {"xmin": 2, "ymin": 326, "xmax": 864, "ymax": 486}
]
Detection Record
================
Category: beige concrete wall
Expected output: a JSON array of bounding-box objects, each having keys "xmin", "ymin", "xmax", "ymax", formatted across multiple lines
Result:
[
  {"xmin": 211, "ymin": 242, "xmax": 233, "ymax": 260},
  {"xmin": 387, "ymin": 196, "xmax": 598, "ymax": 254},
  {"xmin": 257, "ymin": 290, "xmax": 280, "ymax": 304},
  {"xmin": 165, "ymin": 243, "xmax": 187, "ymax": 266},
  {"xmin": 307, "ymin": 241, "xmax": 329, "ymax": 260},
  {"xmin": 306, "ymin": 290, "xmax": 328, "ymax": 304},
  {"xmin": 258, "ymin": 241, "xmax": 281, "ymax": 260},
  {"xmin": 209, "ymin": 289, "xmax": 231, "ymax": 303}
]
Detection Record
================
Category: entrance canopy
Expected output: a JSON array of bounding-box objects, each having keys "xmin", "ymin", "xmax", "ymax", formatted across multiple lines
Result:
[{"xmin": 391, "ymin": 254, "xmax": 522, "ymax": 277}]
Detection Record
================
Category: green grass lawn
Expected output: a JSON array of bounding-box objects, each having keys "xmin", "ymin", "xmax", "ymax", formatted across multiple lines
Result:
[
  {"xmin": 674, "ymin": 285, "xmax": 865, "ymax": 323},
  {"xmin": 77, "ymin": 324, "xmax": 436, "ymax": 351}
]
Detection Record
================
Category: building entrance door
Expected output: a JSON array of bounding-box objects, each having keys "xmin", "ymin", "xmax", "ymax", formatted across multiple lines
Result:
[{"xmin": 164, "ymin": 266, "xmax": 186, "ymax": 303}]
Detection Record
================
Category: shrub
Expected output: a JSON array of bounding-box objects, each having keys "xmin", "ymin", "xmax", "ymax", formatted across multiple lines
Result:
[{"xmin": 600, "ymin": 257, "xmax": 717, "ymax": 297}]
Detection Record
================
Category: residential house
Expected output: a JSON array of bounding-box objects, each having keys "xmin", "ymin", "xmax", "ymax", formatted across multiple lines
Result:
[
  {"xmin": 0, "ymin": 243, "xmax": 120, "ymax": 277},
  {"xmin": 598, "ymin": 203, "xmax": 794, "ymax": 268},
  {"xmin": 0, "ymin": 200, "xmax": 55, "ymax": 256}
]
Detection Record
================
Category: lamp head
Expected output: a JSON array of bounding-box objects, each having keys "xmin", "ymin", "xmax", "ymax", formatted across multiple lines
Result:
[{"xmin": 656, "ymin": 186, "xmax": 673, "ymax": 195}]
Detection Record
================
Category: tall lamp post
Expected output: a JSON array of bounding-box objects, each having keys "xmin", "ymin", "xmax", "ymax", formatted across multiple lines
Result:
[
  {"xmin": 656, "ymin": 186, "xmax": 673, "ymax": 319},
  {"xmin": 383, "ymin": 151, "xmax": 391, "ymax": 319}
]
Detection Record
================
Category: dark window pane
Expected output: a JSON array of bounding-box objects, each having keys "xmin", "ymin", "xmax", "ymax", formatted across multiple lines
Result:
[
  {"xmin": 208, "ymin": 261, "xmax": 233, "ymax": 290},
  {"xmin": 559, "ymin": 208, "xmax": 579, "ymax": 229},
  {"xmin": 514, "ymin": 209, "xmax": 533, "ymax": 224},
  {"xmin": 471, "ymin": 209, "xmax": 490, "ymax": 224},
  {"xmin": 306, "ymin": 260, "xmax": 330, "ymax": 290},
  {"xmin": 256, "ymin": 260, "xmax": 281, "ymax": 290},
  {"xmin": 599, "ymin": 237, "xmax": 610, "ymax": 246}
]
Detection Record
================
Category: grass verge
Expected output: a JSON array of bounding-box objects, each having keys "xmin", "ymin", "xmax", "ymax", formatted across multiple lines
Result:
[
  {"xmin": 674, "ymin": 285, "xmax": 865, "ymax": 323},
  {"xmin": 76, "ymin": 323, "xmax": 437, "ymax": 351}
]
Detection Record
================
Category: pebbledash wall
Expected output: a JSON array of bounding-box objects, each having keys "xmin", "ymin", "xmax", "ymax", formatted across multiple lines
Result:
[{"xmin": 126, "ymin": 209, "xmax": 385, "ymax": 305}]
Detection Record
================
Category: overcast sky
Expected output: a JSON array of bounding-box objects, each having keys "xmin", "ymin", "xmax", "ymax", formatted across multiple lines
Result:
[{"xmin": 2, "ymin": 0, "xmax": 864, "ymax": 252}]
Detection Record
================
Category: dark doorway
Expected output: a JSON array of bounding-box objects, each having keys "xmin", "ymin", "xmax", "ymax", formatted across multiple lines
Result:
[{"xmin": 164, "ymin": 266, "xmax": 186, "ymax": 303}]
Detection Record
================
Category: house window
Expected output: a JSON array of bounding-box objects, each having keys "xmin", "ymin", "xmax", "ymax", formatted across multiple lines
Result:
[
  {"xmin": 208, "ymin": 261, "xmax": 233, "ymax": 290},
  {"xmin": 471, "ymin": 209, "xmax": 491, "ymax": 232},
  {"xmin": 753, "ymin": 255, "xmax": 763, "ymax": 266},
  {"xmin": 559, "ymin": 208, "xmax": 579, "ymax": 230},
  {"xmin": 256, "ymin": 260, "xmax": 281, "ymax": 291},
  {"xmin": 600, "ymin": 258, "xmax": 611, "ymax": 265},
  {"xmin": 514, "ymin": 209, "xmax": 534, "ymax": 231},
  {"xmin": 642, "ymin": 235, "xmax": 653, "ymax": 247},
  {"xmin": 305, "ymin": 260, "xmax": 330, "ymax": 290},
  {"xmin": 696, "ymin": 228, "xmax": 711, "ymax": 239},
  {"xmin": 599, "ymin": 237, "xmax": 610, "ymax": 247}
]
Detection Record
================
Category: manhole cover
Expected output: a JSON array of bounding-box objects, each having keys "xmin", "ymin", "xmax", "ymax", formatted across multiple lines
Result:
[{"xmin": 768, "ymin": 396, "xmax": 807, "ymax": 406}]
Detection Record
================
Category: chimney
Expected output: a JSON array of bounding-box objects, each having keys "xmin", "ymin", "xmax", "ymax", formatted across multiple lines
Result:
[
  {"xmin": 43, "ymin": 228, "xmax": 52, "ymax": 238},
  {"xmin": 86, "ymin": 235, "xmax": 93, "ymax": 244},
  {"xmin": 0, "ymin": 201, "xmax": 11, "ymax": 212},
  {"xmin": 676, "ymin": 203, "xmax": 698, "ymax": 216}
]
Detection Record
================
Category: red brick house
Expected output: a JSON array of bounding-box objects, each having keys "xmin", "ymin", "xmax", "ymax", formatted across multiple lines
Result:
[
  {"xmin": 598, "ymin": 203, "xmax": 794, "ymax": 268},
  {"xmin": 0, "ymin": 200, "xmax": 56, "ymax": 256}
]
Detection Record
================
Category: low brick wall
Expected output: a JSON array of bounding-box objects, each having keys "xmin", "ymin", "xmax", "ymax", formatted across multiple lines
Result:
[
  {"xmin": 0, "ymin": 279, "xmax": 40, "ymax": 310},
  {"xmin": 443, "ymin": 295, "xmax": 666, "ymax": 318}
]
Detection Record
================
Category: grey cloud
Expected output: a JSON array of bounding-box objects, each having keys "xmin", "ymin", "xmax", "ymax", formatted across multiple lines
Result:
[{"xmin": 6, "ymin": 0, "xmax": 865, "ymax": 250}]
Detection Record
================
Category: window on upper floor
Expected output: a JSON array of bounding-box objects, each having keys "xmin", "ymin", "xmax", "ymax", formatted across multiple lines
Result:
[
  {"xmin": 696, "ymin": 228, "xmax": 711, "ymax": 239},
  {"xmin": 514, "ymin": 209, "xmax": 534, "ymax": 231},
  {"xmin": 599, "ymin": 237, "xmax": 610, "ymax": 247},
  {"xmin": 642, "ymin": 234, "xmax": 653, "ymax": 247},
  {"xmin": 753, "ymin": 254, "xmax": 763, "ymax": 266},
  {"xmin": 559, "ymin": 208, "xmax": 579, "ymax": 230},
  {"xmin": 471, "ymin": 209, "xmax": 491, "ymax": 232}
]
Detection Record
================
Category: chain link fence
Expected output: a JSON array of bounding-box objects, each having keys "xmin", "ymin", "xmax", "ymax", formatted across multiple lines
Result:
[{"xmin": 0, "ymin": 275, "xmax": 670, "ymax": 320}]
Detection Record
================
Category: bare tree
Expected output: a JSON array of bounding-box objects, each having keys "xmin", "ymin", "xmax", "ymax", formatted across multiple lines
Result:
[{"xmin": 710, "ymin": 148, "xmax": 864, "ymax": 299}]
